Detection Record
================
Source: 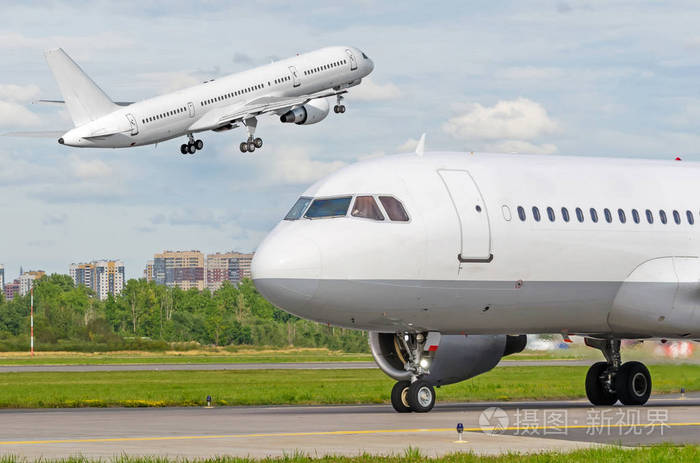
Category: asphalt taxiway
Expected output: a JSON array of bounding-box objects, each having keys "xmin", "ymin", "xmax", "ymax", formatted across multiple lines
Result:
[{"xmin": 1, "ymin": 394, "xmax": 698, "ymax": 459}]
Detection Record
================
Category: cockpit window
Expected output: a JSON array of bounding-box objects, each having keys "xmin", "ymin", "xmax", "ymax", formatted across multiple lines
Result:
[
  {"xmin": 361, "ymin": 51, "xmax": 369, "ymax": 59},
  {"xmin": 304, "ymin": 196, "xmax": 352, "ymax": 219},
  {"xmin": 379, "ymin": 196, "xmax": 409, "ymax": 221},
  {"xmin": 351, "ymin": 196, "xmax": 384, "ymax": 220},
  {"xmin": 284, "ymin": 197, "xmax": 312, "ymax": 220}
]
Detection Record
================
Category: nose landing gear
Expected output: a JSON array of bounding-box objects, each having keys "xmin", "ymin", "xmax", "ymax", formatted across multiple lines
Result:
[
  {"xmin": 388, "ymin": 332, "xmax": 438, "ymax": 413},
  {"xmin": 584, "ymin": 338, "xmax": 652, "ymax": 406},
  {"xmin": 333, "ymin": 94, "xmax": 346, "ymax": 113},
  {"xmin": 180, "ymin": 134, "xmax": 203, "ymax": 155}
]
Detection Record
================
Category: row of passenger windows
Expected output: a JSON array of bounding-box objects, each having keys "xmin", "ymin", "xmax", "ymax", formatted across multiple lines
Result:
[
  {"xmin": 285, "ymin": 195, "xmax": 409, "ymax": 222},
  {"xmin": 516, "ymin": 206, "xmax": 696, "ymax": 225},
  {"xmin": 142, "ymin": 106, "xmax": 187, "ymax": 124},
  {"xmin": 304, "ymin": 59, "xmax": 347, "ymax": 76},
  {"xmin": 201, "ymin": 82, "xmax": 267, "ymax": 107}
]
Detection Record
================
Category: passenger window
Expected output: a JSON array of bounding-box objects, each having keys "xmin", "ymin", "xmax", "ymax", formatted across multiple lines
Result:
[
  {"xmin": 284, "ymin": 197, "xmax": 312, "ymax": 220},
  {"xmin": 517, "ymin": 206, "xmax": 526, "ymax": 221},
  {"xmin": 351, "ymin": 196, "xmax": 384, "ymax": 220},
  {"xmin": 304, "ymin": 197, "xmax": 352, "ymax": 219},
  {"xmin": 646, "ymin": 209, "xmax": 654, "ymax": 224},
  {"xmin": 618, "ymin": 209, "xmax": 626, "ymax": 223},
  {"xmin": 561, "ymin": 207, "xmax": 570, "ymax": 222},
  {"xmin": 532, "ymin": 206, "xmax": 541, "ymax": 222},
  {"xmin": 604, "ymin": 208, "xmax": 612, "ymax": 223},
  {"xmin": 546, "ymin": 207, "xmax": 555, "ymax": 222},
  {"xmin": 632, "ymin": 209, "xmax": 640, "ymax": 224},
  {"xmin": 378, "ymin": 196, "xmax": 409, "ymax": 221},
  {"xmin": 575, "ymin": 207, "xmax": 584, "ymax": 222},
  {"xmin": 687, "ymin": 210, "xmax": 695, "ymax": 225},
  {"xmin": 673, "ymin": 210, "xmax": 681, "ymax": 224},
  {"xmin": 659, "ymin": 209, "xmax": 667, "ymax": 224},
  {"xmin": 590, "ymin": 208, "xmax": 598, "ymax": 223}
]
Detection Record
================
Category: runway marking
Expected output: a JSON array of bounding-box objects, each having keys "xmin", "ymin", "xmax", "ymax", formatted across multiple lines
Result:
[{"xmin": 2, "ymin": 422, "xmax": 700, "ymax": 446}]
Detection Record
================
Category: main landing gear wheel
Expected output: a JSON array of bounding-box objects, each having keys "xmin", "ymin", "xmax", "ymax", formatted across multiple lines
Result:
[
  {"xmin": 254, "ymin": 137, "xmax": 263, "ymax": 148},
  {"xmin": 195, "ymin": 139, "xmax": 204, "ymax": 150},
  {"xmin": 180, "ymin": 144, "xmax": 188, "ymax": 155},
  {"xmin": 390, "ymin": 381, "xmax": 412, "ymax": 413},
  {"xmin": 406, "ymin": 380, "xmax": 435, "ymax": 413},
  {"xmin": 616, "ymin": 361, "xmax": 652, "ymax": 406},
  {"xmin": 585, "ymin": 361, "xmax": 618, "ymax": 406},
  {"xmin": 247, "ymin": 141, "xmax": 256, "ymax": 152},
  {"xmin": 240, "ymin": 142, "xmax": 248, "ymax": 153},
  {"xmin": 187, "ymin": 143, "xmax": 197, "ymax": 154}
]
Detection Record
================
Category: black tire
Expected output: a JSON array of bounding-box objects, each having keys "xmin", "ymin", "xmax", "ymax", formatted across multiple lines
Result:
[
  {"xmin": 180, "ymin": 144, "xmax": 188, "ymax": 154},
  {"xmin": 615, "ymin": 361, "xmax": 652, "ymax": 406},
  {"xmin": 240, "ymin": 142, "xmax": 248, "ymax": 153},
  {"xmin": 254, "ymin": 137, "xmax": 263, "ymax": 148},
  {"xmin": 585, "ymin": 362, "xmax": 618, "ymax": 406},
  {"xmin": 247, "ymin": 141, "xmax": 256, "ymax": 152},
  {"xmin": 195, "ymin": 139, "xmax": 204, "ymax": 150},
  {"xmin": 187, "ymin": 143, "xmax": 196, "ymax": 154},
  {"xmin": 390, "ymin": 381, "xmax": 411, "ymax": 413},
  {"xmin": 406, "ymin": 380, "xmax": 435, "ymax": 413},
  {"xmin": 339, "ymin": 105, "xmax": 346, "ymax": 113},
  {"xmin": 333, "ymin": 105, "xmax": 339, "ymax": 113}
]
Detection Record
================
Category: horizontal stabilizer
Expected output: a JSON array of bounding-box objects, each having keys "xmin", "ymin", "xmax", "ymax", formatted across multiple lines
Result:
[
  {"xmin": 35, "ymin": 99, "xmax": 134, "ymax": 107},
  {"xmin": 44, "ymin": 48, "xmax": 118, "ymax": 127},
  {"xmin": 2, "ymin": 130, "xmax": 67, "ymax": 138}
]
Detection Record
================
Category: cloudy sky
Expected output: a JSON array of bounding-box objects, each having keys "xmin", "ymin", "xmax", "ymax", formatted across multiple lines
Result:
[{"xmin": 2, "ymin": 1, "xmax": 700, "ymax": 279}]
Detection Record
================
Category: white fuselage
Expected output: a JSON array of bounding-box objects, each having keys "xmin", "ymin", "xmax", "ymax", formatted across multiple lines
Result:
[
  {"xmin": 60, "ymin": 46, "xmax": 373, "ymax": 148},
  {"xmin": 252, "ymin": 152, "xmax": 700, "ymax": 339}
]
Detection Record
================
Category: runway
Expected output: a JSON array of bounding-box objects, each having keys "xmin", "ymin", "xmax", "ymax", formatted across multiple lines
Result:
[
  {"xmin": 0, "ymin": 359, "xmax": 604, "ymax": 373},
  {"xmin": 1, "ymin": 394, "xmax": 698, "ymax": 459}
]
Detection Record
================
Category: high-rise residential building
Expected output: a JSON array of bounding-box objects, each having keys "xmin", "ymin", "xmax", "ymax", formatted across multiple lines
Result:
[
  {"xmin": 70, "ymin": 260, "xmax": 125, "ymax": 300},
  {"xmin": 19, "ymin": 270, "xmax": 45, "ymax": 296},
  {"xmin": 152, "ymin": 250, "xmax": 205, "ymax": 290},
  {"xmin": 0, "ymin": 264, "xmax": 4, "ymax": 293},
  {"xmin": 143, "ymin": 260, "xmax": 154, "ymax": 282},
  {"xmin": 4, "ymin": 280, "xmax": 20, "ymax": 301},
  {"xmin": 206, "ymin": 252, "xmax": 254, "ymax": 291}
]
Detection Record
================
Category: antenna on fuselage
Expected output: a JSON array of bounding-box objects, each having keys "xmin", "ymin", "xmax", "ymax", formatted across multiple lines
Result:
[{"xmin": 415, "ymin": 133, "xmax": 426, "ymax": 157}]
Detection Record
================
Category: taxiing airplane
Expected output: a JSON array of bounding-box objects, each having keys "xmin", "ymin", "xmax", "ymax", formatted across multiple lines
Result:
[
  {"xmin": 252, "ymin": 147, "xmax": 700, "ymax": 412},
  {"xmin": 17, "ymin": 46, "xmax": 373, "ymax": 154}
]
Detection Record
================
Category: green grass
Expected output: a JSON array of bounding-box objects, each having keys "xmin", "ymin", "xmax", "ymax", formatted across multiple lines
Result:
[
  {"xmin": 0, "ymin": 445, "xmax": 698, "ymax": 462},
  {"xmin": 0, "ymin": 364, "xmax": 696, "ymax": 408},
  {"xmin": 0, "ymin": 349, "xmax": 372, "ymax": 366}
]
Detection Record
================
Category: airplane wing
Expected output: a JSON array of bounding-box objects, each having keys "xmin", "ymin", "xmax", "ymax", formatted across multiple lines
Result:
[{"xmin": 187, "ymin": 89, "xmax": 347, "ymax": 132}]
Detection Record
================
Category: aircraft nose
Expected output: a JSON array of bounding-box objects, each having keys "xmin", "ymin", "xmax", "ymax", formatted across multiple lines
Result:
[{"xmin": 251, "ymin": 233, "xmax": 321, "ymax": 312}]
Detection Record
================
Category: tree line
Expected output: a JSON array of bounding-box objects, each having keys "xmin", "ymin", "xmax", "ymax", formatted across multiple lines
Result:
[{"xmin": 0, "ymin": 274, "xmax": 368, "ymax": 352}]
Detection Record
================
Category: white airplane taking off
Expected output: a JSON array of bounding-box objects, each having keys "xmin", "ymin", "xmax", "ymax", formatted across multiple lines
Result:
[
  {"xmin": 252, "ymin": 148, "xmax": 700, "ymax": 412},
  {"xmin": 20, "ymin": 46, "xmax": 373, "ymax": 154}
]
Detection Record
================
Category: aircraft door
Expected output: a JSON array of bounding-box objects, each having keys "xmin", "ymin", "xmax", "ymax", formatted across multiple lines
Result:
[
  {"xmin": 125, "ymin": 113, "xmax": 138, "ymax": 136},
  {"xmin": 438, "ymin": 169, "xmax": 492, "ymax": 262},
  {"xmin": 187, "ymin": 102, "xmax": 195, "ymax": 117},
  {"xmin": 288, "ymin": 66, "xmax": 300, "ymax": 87},
  {"xmin": 345, "ymin": 49, "xmax": 358, "ymax": 70}
]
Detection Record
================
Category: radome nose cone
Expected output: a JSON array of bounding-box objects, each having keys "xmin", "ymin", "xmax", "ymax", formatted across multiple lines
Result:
[{"xmin": 252, "ymin": 234, "xmax": 320, "ymax": 311}]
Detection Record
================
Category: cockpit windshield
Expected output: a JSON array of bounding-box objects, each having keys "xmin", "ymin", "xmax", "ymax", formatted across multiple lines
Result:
[
  {"xmin": 304, "ymin": 196, "xmax": 352, "ymax": 219},
  {"xmin": 284, "ymin": 197, "xmax": 312, "ymax": 220},
  {"xmin": 351, "ymin": 196, "xmax": 384, "ymax": 220},
  {"xmin": 361, "ymin": 51, "xmax": 369, "ymax": 59}
]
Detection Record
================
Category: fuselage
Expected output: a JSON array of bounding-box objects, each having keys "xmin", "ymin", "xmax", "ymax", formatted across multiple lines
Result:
[
  {"xmin": 252, "ymin": 152, "xmax": 700, "ymax": 339},
  {"xmin": 60, "ymin": 46, "xmax": 373, "ymax": 147}
]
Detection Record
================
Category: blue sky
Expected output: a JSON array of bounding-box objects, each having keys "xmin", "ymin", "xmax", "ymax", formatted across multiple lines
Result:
[{"xmin": 2, "ymin": 1, "xmax": 700, "ymax": 279}]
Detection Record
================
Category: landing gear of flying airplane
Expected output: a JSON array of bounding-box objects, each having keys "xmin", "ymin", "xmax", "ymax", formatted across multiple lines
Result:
[
  {"xmin": 333, "ymin": 94, "xmax": 346, "ymax": 113},
  {"xmin": 240, "ymin": 137, "xmax": 263, "ymax": 153},
  {"xmin": 584, "ymin": 338, "xmax": 652, "ymax": 406},
  {"xmin": 180, "ymin": 135, "xmax": 203, "ymax": 155}
]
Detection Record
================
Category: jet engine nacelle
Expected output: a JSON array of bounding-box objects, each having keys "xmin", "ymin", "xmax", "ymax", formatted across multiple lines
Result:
[
  {"xmin": 369, "ymin": 332, "xmax": 527, "ymax": 387},
  {"xmin": 280, "ymin": 98, "xmax": 330, "ymax": 125}
]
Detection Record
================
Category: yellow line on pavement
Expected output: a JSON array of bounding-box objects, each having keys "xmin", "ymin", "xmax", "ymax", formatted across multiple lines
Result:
[{"xmin": 2, "ymin": 422, "xmax": 700, "ymax": 446}]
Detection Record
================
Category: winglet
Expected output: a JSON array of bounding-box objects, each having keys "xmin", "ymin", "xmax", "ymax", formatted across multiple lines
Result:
[{"xmin": 415, "ymin": 133, "xmax": 426, "ymax": 156}]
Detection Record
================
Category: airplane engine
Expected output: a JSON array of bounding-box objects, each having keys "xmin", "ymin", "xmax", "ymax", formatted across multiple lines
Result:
[
  {"xmin": 369, "ymin": 332, "xmax": 527, "ymax": 387},
  {"xmin": 279, "ymin": 98, "xmax": 330, "ymax": 125}
]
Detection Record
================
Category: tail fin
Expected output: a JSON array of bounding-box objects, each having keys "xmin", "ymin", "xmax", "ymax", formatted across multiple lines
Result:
[{"xmin": 44, "ymin": 48, "xmax": 118, "ymax": 127}]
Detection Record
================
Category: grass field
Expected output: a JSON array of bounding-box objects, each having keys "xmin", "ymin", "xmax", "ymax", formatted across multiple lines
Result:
[
  {"xmin": 0, "ymin": 445, "xmax": 698, "ymax": 462},
  {"xmin": 0, "ymin": 364, "xmax": 696, "ymax": 408}
]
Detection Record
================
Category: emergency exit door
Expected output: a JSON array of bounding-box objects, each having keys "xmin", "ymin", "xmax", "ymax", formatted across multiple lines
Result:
[{"xmin": 438, "ymin": 169, "xmax": 492, "ymax": 262}]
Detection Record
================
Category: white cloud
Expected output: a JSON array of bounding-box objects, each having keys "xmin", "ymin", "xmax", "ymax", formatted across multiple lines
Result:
[
  {"xmin": 71, "ymin": 157, "xmax": 113, "ymax": 179},
  {"xmin": 0, "ymin": 101, "xmax": 41, "ymax": 127},
  {"xmin": 443, "ymin": 98, "xmax": 557, "ymax": 141},
  {"xmin": 267, "ymin": 146, "xmax": 347, "ymax": 184},
  {"xmin": 396, "ymin": 138, "xmax": 419, "ymax": 152},
  {"xmin": 0, "ymin": 84, "xmax": 40, "ymax": 103},
  {"xmin": 351, "ymin": 78, "xmax": 401, "ymax": 101}
]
